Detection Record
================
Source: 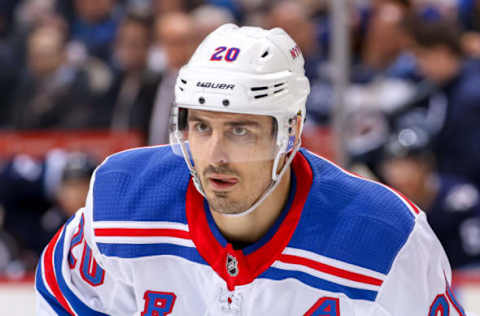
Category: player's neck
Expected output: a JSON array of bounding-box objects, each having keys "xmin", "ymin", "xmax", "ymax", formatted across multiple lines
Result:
[{"xmin": 211, "ymin": 166, "xmax": 292, "ymax": 245}]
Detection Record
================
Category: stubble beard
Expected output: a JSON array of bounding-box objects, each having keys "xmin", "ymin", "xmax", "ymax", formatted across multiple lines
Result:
[
  {"xmin": 206, "ymin": 190, "xmax": 253, "ymax": 215},
  {"xmin": 199, "ymin": 164, "xmax": 251, "ymax": 214},
  {"xmin": 199, "ymin": 161, "xmax": 273, "ymax": 215}
]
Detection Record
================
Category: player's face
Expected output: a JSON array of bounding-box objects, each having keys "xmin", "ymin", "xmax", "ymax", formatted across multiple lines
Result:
[{"xmin": 186, "ymin": 109, "xmax": 277, "ymax": 214}]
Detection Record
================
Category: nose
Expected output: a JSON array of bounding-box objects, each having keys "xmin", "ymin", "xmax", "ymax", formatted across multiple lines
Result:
[{"xmin": 206, "ymin": 131, "xmax": 229, "ymax": 166}]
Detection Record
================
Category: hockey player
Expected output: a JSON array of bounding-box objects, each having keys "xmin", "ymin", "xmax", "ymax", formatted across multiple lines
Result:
[{"xmin": 36, "ymin": 24, "xmax": 466, "ymax": 315}]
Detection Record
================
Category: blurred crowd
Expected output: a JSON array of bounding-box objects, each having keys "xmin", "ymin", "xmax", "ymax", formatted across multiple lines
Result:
[{"xmin": 0, "ymin": 0, "xmax": 480, "ymax": 277}]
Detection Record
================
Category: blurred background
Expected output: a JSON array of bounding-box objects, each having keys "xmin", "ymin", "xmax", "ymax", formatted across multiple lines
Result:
[{"xmin": 0, "ymin": 0, "xmax": 480, "ymax": 314}]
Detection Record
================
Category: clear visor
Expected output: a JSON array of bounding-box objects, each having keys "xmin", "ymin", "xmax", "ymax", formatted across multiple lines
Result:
[{"xmin": 169, "ymin": 106, "xmax": 289, "ymax": 164}]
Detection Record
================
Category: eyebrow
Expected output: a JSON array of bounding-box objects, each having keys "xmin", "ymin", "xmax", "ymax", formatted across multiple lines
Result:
[
  {"xmin": 226, "ymin": 121, "xmax": 261, "ymax": 128},
  {"xmin": 187, "ymin": 114, "xmax": 261, "ymax": 128}
]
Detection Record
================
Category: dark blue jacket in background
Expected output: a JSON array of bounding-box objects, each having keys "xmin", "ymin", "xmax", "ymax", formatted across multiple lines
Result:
[
  {"xmin": 433, "ymin": 59, "xmax": 480, "ymax": 189},
  {"xmin": 427, "ymin": 174, "xmax": 480, "ymax": 268}
]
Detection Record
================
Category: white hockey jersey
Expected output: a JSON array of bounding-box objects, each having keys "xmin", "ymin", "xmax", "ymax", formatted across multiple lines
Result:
[{"xmin": 35, "ymin": 146, "xmax": 466, "ymax": 315}]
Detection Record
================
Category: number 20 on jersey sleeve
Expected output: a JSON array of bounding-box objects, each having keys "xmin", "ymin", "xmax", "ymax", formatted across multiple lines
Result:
[{"xmin": 68, "ymin": 215, "xmax": 105, "ymax": 287}]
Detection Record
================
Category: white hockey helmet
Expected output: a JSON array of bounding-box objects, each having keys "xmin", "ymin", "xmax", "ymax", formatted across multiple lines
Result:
[{"xmin": 170, "ymin": 24, "xmax": 310, "ymax": 214}]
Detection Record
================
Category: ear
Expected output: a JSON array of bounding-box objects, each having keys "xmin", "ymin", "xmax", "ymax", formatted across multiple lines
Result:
[{"xmin": 293, "ymin": 113, "xmax": 303, "ymax": 147}]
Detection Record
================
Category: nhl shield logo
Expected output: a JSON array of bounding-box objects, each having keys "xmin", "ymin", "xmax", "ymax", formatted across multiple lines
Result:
[{"xmin": 226, "ymin": 254, "xmax": 239, "ymax": 277}]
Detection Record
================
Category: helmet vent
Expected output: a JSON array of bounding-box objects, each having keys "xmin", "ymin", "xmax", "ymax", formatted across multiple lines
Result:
[
  {"xmin": 178, "ymin": 78, "xmax": 187, "ymax": 92},
  {"xmin": 261, "ymin": 50, "xmax": 269, "ymax": 58},
  {"xmin": 250, "ymin": 82, "xmax": 288, "ymax": 99}
]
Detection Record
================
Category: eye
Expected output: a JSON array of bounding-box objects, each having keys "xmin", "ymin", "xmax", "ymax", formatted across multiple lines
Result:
[
  {"xmin": 231, "ymin": 126, "xmax": 248, "ymax": 136},
  {"xmin": 194, "ymin": 122, "xmax": 210, "ymax": 133}
]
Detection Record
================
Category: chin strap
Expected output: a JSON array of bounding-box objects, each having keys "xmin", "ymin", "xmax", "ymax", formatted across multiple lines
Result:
[{"xmin": 175, "ymin": 131, "xmax": 207, "ymax": 198}]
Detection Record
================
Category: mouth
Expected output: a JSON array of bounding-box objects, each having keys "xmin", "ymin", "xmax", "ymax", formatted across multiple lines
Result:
[{"xmin": 207, "ymin": 174, "xmax": 239, "ymax": 191}]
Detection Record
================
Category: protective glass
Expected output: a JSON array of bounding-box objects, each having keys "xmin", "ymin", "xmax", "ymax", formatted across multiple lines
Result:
[{"xmin": 169, "ymin": 106, "xmax": 283, "ymax": 164}]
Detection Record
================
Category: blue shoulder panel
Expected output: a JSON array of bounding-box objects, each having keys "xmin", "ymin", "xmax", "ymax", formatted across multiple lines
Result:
[
  {"xmin": 92, "ymin": 146, "xmax": 190, "ymax": 223},
  {"xmin": 290, "ymin": 149, "xmax": 415, "ymax": 275}
]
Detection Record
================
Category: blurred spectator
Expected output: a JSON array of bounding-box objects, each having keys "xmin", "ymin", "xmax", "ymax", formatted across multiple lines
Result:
[
  {"xmin": 1, "ymin": 0, "xmax": 63, "ymax": 126},
  {"xmin": 0, "ymin": 153, "xmax": 52, "ymax": 273},
  {"xmin": 354, "ymin": 0, "xmax": 420, "ymax": 82},
  {"xmin": 41, "ymin": 151, "xmax": 96, "ymax": 238},
  {"xmin": 378, "ymin": 125, "xmax": 480, "ymax": 268},
  {"xmin": 0, "ymin": 227, "xmax": 22, "ymax": 278},
  {"xmin": 92, "ymin": 13, "xmax": 161, "ymax": 141},
  {"xmin": 191, "ymin": 4, "xmax": 235, "ymax": 42},
  {"xmin": 0, "ymin": 0, "xmax": 18, "ymax": 37},
  {"xmin": 15, "ymin": 0, "xmax": 57, "ymax": 33},
  {"xmin": 267, "ymin": 0, "xmax": 332, "ymax": 124},
  {"xmin": 406, "ymin": 15, "xmax": 480, "ymax": 188},
  {"xmin": 458, "ymin": 0, "xmax": 480, "ymax": 57},
  {"xmin": 458, "ymin": 0, "xmax": 480, "ymax": 31},
  {"xmin": 267, "ymin": 1, "xmax": 321, "ymax": 81},
  {"xmin": 8, "ymin": 24, "xmax": 97, "ymax": 129},
  {"xmin": 4, "ymin": 3, "xmax": 71, "ymax": 123},
  {"xmin": 151, "ymin": 0, "xmax": 202, "ymax": 15},
  {"xmin": 0, "ymin": 0, "xmax": 21, "ymax": 127},
  {"xmin": 67, "ymin": 0, "xmax": 123, "ymax": 61},
  {"xmin": 204, "ymin": 0, "xmax": 243, "ymax": 23},
  {"xmin": 461, "ymin": 31, "xmax": 480, "ymax": 58},
  {"xmin": 342, "ymin": 78, "xmax": 419, "ymax": 171},
  {"xmin": 148, "ymin": 12, "xmax": 197, "ymax": 145},
  {"xmin": 0, "ymin": 150, "xmax": 97, "ymax": 273}
]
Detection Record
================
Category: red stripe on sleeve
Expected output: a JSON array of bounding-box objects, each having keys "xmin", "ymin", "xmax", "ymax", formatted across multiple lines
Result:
[
  {"xmin": 279, "ymin": 254, "xmax": 383, "ymax": 286},
  {"xmin": 43, "ymin": 226, "xmax": 75, "ymax": 315}
]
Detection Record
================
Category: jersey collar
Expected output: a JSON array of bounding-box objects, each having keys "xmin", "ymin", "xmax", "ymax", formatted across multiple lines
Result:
[{"xmin": 185, "ymin": 152, "xmax": 313, "ymax": 290}]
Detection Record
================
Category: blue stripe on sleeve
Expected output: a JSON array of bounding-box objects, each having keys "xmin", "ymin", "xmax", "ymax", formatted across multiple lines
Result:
[
  {"xmin": 259, "ymin": 267, "xmax": 378, "ymax": 301},
  {"xmin": 35, "ymin": 260, "xmax": 72, "ymax": 316}
]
